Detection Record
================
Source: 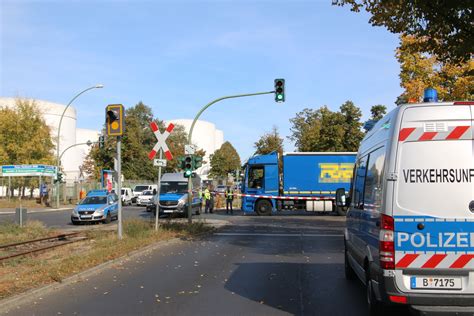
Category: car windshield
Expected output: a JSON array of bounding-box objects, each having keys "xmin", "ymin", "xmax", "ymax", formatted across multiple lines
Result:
[
  {"xmin": 160, "ymin": 182, "xmax": 187, "ymax": 194},
  {"xmin": 81, "ymin": 196, "xmax": 107, "ymax": 205},
  {"xmin": 134, "ymin": 186, "xmax": 149, "ymax": 192}
]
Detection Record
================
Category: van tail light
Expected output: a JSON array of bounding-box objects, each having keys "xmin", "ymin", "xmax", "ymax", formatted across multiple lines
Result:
[{"xmin": 379, "ymin": 214, "xmax": 395, "ymax": 270}]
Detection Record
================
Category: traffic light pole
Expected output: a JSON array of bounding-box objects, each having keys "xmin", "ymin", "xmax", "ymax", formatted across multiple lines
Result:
[
  {"xmin": 186, "ymin": 91, "xmax": 274, "ymax": 224},
  {"xmin": 117, "ymin": 136, "xmax": 123, "ymax": 240}
]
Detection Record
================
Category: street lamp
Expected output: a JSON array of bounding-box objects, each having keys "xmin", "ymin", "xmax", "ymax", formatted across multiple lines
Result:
[{"xmin": 55, "ymin": 85, "xmax": 104, "ymax": 208}]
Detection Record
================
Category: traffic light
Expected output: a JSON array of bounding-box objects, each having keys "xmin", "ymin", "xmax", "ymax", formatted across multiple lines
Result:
[
  {"xmin": 193, "ymin": 155, "xmax": 203, "ymax": 169},
  {"xmin": 98, "ymin": 135, "xmax": 105, "ymax": 149},
  {"xmin": 183, "ymin": 155, "xmax": 193, "ymax": 178},
  {"xmin": 54, "ymin": 172, "xmax": 63, "ymax": 184},
  {"xmin": 106, "ymin": 104, "xmax": 125, "ymax": 136},
  {"xmin": 274, "ymin": 79, "xmax": 285, "ymax": 102}
]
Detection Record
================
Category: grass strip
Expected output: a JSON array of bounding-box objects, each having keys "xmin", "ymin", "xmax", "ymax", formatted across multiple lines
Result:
[{"xmin": 0, "ymin": 219, "xmax": 212, "ymax": 299}]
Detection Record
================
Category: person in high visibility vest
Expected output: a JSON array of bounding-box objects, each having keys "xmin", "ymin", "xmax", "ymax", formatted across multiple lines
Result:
[
  {"xmin": 204, "ymin": 186, "xmax": 212, "ymax": 214},
  {"xmin": 224, "ymin": 186, "xmax": 234, "ymax": 215}
]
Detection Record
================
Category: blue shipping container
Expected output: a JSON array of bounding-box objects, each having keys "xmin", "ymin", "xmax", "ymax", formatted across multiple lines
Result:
[{"xmin": 283, "ymin": 153, "xmax": 356, "ymax": 197}]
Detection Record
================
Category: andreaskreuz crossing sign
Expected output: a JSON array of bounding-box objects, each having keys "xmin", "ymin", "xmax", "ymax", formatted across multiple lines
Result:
[{"xmin": 148, "ymin": 121, "xmax": 174, "ymax": 160}]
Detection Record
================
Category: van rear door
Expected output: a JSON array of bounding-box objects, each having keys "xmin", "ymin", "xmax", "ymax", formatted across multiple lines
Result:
[{"xmin": 393, "ymin": 103, "xmax": 473, "ymax": 294}]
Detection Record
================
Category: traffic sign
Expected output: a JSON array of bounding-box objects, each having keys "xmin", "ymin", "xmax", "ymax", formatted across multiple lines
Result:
[
  {"xmin": 148, "ymin": 121, "xmax": 174, "ymax": 161},
  {"xmin": 185, "ymin": 145, "xmax": 196, "ymax": 155},
  {"xmin": 153, "ymin": 159, "xmax": 167, "ymax": 167}
]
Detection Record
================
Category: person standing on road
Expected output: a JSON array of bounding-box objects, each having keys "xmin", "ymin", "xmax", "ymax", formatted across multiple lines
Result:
[
  {"xmin": 204, "ymin": 186, "xmax": 211, "ymax": 213},
  {"xmin": 225, "ymin": 186, "xmax": 234, "ymax": 215}
]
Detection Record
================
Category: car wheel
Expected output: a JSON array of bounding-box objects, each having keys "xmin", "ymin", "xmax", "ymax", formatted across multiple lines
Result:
[
  {"xmin": 255, "ymin": 200, "xmax": 272, "ymax": 216},
  {"xmin": 71, "ymin": 220, "xmax": 78, "ymax": 225},
  {"xmin": 344, "ymin": 243, "xmax": 356, "ymax": 280},
  {"xmin": 103, "ymin": 212, "xmax": 111, "ymax": 224}
]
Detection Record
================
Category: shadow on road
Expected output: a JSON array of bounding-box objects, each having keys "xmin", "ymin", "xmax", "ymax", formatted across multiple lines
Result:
[{"xmin": 224, "ymin": 262, "xmax": 409, "ymax": 316}]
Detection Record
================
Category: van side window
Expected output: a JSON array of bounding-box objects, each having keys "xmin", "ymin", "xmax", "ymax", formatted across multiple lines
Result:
[
  {"xmin": 352, "ymin": 156, "xmax": 368, "ymax": 209},
  {"xmin": 363, "ymin": 147, "xmax": 386, "ymax": 210}
]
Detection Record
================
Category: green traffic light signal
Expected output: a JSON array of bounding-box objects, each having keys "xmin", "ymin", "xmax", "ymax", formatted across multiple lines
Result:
[
  {"xmin": 193, "ymin": 155, "xmax": 203, "ymax": 169},
  {"xmin": 183, "ymin": 155, "xmax": 193, "ymax": 178},
  {"xmin": 274, "ymin": 79, "xmax": 285, "ymax": 103}
]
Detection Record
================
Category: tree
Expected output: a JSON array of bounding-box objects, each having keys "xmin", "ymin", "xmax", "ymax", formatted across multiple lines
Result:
[
  {"xmin": 370, "ymin": 105, "xmax": 387, "ymax": 121},
  {"xmin": 340, "ymin": 101, "xmax": 364, "ymax": 152},
  {"xmin": 254, "ymin": 126, "xmax": 284, "ymax": 156},
  {"xmin": 209, "ymin": 142, "xmax": 241, "ymax": 179},
  {"xmin": 0, "ymin": 98, "xmax": 55, "ymax": 196},
  {"xmin": 396, "ymin": 35, "xmax": 473, "ymax": 103},
  {"xmin": 334, "ymin": 0, "xmax": 473, "ymax": 63},
  {"xmin": 289, "ymin": 101, "xmax": 364, "ymax": 152}
]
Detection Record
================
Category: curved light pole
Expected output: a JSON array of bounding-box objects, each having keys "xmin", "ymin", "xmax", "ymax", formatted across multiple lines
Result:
[{"xmin": 55, "ymin": 85, "xmax": 103, "ymax": 208}]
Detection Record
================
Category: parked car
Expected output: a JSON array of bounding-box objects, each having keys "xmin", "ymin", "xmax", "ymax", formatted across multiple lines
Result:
[
  {"xmin": 132, "ymin": 184, "xmax": 157, "ymax": 203},
  {"xmin": 215, "ymin": 185, "xmax": 227, "ymax": 194},
  {"xmin": 121, "ymin": 187, "xmax": 133, "ymax": 206},
  {"xmin": 71, "ymin": 190, "xmax": 118, "ymax": 225},
  {"xmin": 136, "ymin": 190, "xmax": 155, "ymax": 206}
]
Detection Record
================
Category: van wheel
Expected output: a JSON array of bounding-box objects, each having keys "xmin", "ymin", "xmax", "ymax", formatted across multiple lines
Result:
[
  {"xmin": 103, "ymin": 212, "xmax": 111, "ymax": 224},
  {"xmin": 366, "ymin": 269, "xmax": 383, "ymax": 316},
  {"xmin": 344, "ymin": 244, "xmax": 356, "ymax": 280},
  {"xmin": 336, "ymin": 206, "xmax": 347, "ymax": 216},
  {"xmin": 255, "ymin": 200, "xmax": 272, "ymax": 216}
]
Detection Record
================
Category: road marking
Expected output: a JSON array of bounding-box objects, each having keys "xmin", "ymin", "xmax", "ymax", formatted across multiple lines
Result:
[{"xmin": 214, "ymin": 232, "xmax": 342, "ymax": 237}]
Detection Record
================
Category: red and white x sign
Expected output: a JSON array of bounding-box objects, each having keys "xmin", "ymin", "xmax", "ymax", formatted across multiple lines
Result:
[{"xmin": 148, "ymin": 121, "xmax": 174, "ymax": 161}]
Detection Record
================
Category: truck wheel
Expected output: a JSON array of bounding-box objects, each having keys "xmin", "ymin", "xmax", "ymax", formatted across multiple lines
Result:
[{"xmin": 255, "ymin": 200, "xmax": 272, "ymax": 216}]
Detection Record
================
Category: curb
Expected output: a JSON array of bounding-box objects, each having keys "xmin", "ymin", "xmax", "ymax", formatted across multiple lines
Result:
[{"xmin": 0, "ymin": 228, "xmax": 215, "ymax": 314}]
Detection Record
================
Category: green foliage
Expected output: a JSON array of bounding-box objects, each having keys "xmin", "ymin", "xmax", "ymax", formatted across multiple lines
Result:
[
  {"xmin": 83, "ymin": 102, "xmax": 197, "ymax": 181},
  {"xmin": 209, "ymin": 141, "xmax": 241, "ymax": 179},
  {"xmin": 370, "ymin": 105, "xmax": 387, "ymax": 121},
  {"xmin": 289, "ymin": 101, "xmax": 364, "ymax": 152},
  {"xmin": 335, "ymin": 0, "xmax": 473, "ymax": 64},
  {"xmin": 0, "ymin": 99, "xmax": 55, "ymax": 165},
  {"xmin": 254, "ymin": 126, "xmax": 284, "ymax": 156},
  {"xmin": 396, "ymin": 35, "xmax": 473, "ymax": 103}
]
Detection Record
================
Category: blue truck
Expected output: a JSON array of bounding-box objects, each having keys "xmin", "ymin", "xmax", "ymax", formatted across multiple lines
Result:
[{"xmin": 241, "ymin": 152, "xmax": 356, "ymax": 215}]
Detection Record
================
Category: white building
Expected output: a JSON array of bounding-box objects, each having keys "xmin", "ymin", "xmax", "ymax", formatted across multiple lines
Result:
[
  {"xmin": 0, "ymin": 97, "xmax": 100, "ymax": 183},
  {"xmin": 167, "ymin": 119, "xmax": 224, "ymax": 180}
]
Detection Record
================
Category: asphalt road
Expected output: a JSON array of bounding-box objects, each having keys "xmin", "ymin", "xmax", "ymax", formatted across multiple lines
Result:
[
  {"xmin": 0, "ymin": 206, "xmax": 152, "ymax": 229},
  {"xmin": 3, "ymin": 213, "xmax": 409, "ymax": 316}
]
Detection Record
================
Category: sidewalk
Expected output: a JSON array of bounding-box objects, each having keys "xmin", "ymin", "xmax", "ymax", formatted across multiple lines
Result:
[{"xmin": 0, "ymin": 206, "xmax": 73, "ymax": 214}]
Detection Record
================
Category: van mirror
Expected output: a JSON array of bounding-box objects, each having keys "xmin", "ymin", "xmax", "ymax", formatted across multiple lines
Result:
[{"xmin": 335, "ymin": 188, "xmax": 349, "ymax": 207}]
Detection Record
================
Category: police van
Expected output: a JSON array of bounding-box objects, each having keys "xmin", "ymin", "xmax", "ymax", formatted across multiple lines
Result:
[{"xmin": 336, "ymin": 90, "xmax": 474, "ymax": 315}]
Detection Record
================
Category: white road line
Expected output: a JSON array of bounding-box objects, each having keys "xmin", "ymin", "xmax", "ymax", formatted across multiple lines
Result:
[{"xmin": 214, "ymin": 232, "xmax": 342, "ymax": 237}]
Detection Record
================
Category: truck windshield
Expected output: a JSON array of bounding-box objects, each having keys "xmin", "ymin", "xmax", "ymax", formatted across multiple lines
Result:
[
  {"xmin": 81, "ymin": 196, "xmax": 107, "ymax": 205},
  {"xmin": 160, "ymin": 182, "xmax": 187, "ymax": 194}
]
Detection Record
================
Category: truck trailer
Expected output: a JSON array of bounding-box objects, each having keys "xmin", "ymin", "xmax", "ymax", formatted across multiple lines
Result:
[{"xmin": 241, "ymin": 152, "xmax": 356, "ymax": 215}]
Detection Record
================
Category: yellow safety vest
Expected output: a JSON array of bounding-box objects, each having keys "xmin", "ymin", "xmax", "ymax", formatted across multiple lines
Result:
[{"xmin": 204, "ymin": 189, "xmax": 211, "ymax": 200}]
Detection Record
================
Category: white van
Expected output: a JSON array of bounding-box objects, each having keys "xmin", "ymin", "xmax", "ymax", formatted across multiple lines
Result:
[
  {"xmin": 336, "ymin": 98, "xmax": 474, "ymax": 315},
  {"xmin": 132, "ymin": 184, "xmax": 158, "ymax": 203}
]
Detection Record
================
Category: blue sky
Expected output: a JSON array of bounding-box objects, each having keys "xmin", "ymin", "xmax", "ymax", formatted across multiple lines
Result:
[{"xmin": 1, "ymin": 0, "xmax": 402, "ymax": 160}]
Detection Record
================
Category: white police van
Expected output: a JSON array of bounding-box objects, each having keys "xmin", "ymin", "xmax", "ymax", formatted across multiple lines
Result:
[{"xmin": 336, "ymin": 89, "xmax": 474, "ymax": 315}]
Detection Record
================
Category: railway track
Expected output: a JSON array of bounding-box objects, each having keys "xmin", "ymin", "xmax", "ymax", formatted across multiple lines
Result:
[{"xmin": 0, "ymin": 232, "xmax": 87, "ymax": 262}]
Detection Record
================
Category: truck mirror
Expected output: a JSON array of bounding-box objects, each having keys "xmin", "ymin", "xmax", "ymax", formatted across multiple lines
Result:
[{"xmin": 335, "ymin": 188, "xmax": 348, "ymax": 207}]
